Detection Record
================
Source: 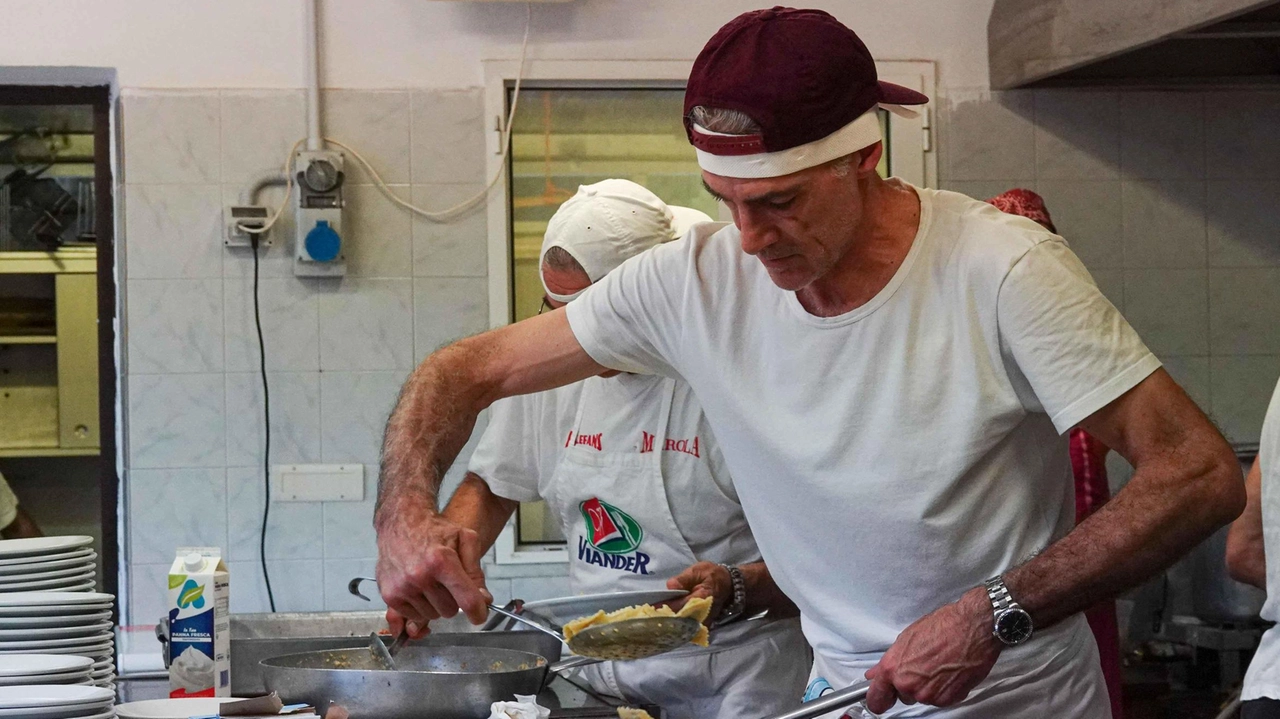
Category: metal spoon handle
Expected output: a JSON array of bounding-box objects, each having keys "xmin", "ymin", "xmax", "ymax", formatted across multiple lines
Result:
[
  {"xmin": 487, "ymin": 603, "xmax": 567, "ymax": 642},
  {"xmin": 760, "ymin": 682, "xmax": 871, "ymax": 719}
]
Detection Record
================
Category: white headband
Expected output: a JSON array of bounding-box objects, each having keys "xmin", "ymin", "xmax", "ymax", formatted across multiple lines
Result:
[{"xmin": 693, "ymin": 104, "xmax": 919, "ymax": 179}]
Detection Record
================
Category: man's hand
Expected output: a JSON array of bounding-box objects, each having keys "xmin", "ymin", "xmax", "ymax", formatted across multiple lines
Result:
[
  {"xmin": 375, "ymin": 502, "xmax": 492, "ymax": 638},
  {"xmin": 863, "ymin": 587, "xmax": 1000, "ymax": 714},
  {"xmin": 666, "ymin": 561, "xmax": 733, "ymax": 622}
]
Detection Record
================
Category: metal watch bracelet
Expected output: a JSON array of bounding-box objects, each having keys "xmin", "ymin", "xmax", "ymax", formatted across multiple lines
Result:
[{"xmin": 715, "ymin": 563, "xmax": 747, "ymax": 627}]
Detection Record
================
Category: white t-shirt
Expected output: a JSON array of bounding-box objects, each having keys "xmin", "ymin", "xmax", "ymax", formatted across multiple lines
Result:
[
  {"xmin": 469, "ymin": 373, "xmax": 760, "ymax": 563},
  {"xmin": 566, "ymin": 185, "xmax": 1160, "ymax": 664},
  {"xmin": 1242, "ymin": 376, "xmax": 1280, "ymax": 700},
  {"xmin": 0, "ymin": 473, "xmax": 17, "ymax": 530}
]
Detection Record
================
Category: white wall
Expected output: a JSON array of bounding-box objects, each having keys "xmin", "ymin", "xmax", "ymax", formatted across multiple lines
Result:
[{"xmin": 0, "ymin": 0, "xmax": 996, "ymax": 90}]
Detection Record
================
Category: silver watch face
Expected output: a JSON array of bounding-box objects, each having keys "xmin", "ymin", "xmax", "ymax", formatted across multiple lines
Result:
[{"xmin": 994, "ymin": 607, "xmax": 1033, "ymax": 645}]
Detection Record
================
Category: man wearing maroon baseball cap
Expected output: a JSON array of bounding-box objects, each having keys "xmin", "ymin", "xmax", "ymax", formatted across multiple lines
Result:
[{"xmin": 374, "ymin": 8, "xmax": 1242, "ymax": 719}]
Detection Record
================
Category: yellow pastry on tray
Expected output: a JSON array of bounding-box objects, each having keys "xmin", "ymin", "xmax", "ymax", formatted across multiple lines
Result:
[
  {"xmin": 617, "ymin": 708, "xmax": 655, "ymax": 719},
  {"xmin": 563, "ymin": 596, "xmax": 713, "ymax": 648}
]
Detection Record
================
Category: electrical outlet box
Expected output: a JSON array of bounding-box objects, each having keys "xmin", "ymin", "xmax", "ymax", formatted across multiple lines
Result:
[
  {"xmin": 224, "ymin": 205, "xmax": 273, "ymax": 248},
  {"xmin": 270, "ymin": 464, "xmax": 364, "ymax": 502},
  {"xmin": 294, "ymin": 150, "xmax": 346, "ymax": 277}
]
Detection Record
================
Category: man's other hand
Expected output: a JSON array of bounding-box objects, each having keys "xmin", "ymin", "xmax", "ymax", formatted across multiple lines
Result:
[
  {"xmin": 863, "ymin": 587, "xmax": 1001, "ymax": 713},
  {"xmin": 666, "ymin": 561, "xmax": 732, "ymax": 622},
  {"xmin": 375, "ymin": 504, "xmax": 492, "ymax": 637}
]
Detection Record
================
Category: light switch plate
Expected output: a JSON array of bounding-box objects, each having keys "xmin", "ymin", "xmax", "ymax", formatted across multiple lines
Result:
[{"xmin": 271, "ymin": 464, "xmax": 365, "ymax": 502}]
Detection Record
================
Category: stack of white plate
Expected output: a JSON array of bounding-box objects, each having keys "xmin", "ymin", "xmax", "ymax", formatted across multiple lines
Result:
[
  {"xmin": 0, "ymin": 685, "xmax": 114, "ymax": 718},
  {"xmin": 0, "ymin": 537, "xmax": 97, "ymax": 593},
  {"xmin": 0, "ymin": 656, "xmax": 94, "ymax": 687},
  {"xmin": 0, "ymin": 593, "xmax": 116, "ymax": 689}
]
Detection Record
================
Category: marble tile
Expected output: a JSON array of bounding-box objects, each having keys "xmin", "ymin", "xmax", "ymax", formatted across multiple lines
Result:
[
  {"xmin": 1207, "ymin": 181, "xmax": 1280, "ymax": 268},
  {"xmin": 225, "ymin": 372, "xmax": 322, "ymax": 467},
  {"xmin": 320, "ymin": 371, "xmax": 405, "ymax": 465},
  {"xmin": 937, "ymin": 89, "xmax": 1036, "ymax": 181},
  {"xmin": 1209, "ymin": 269, "xmax": 1280, "ymax": 355},
  {"xmin": 323, "ymin": 558, "xmax": 383, "ymax": 611},
  {"xmin": 1205, "ymin": 91, "xmax": 1280, "ymax": 180},
  {"xmin": 1036, "ymin": 181, "xmax": 1124, "ymax": 270},
  {"xmin": 1161, "ymin": 356, "xmax": 1211, "ymax": 418},
  {"xmin": 220, "ymin": 90, "xmax": 306, "ymax": 187},
  {"xmin": 127, "ymin": 563, "xmax": 172, "ymax": 628},
  {"xmin": 344, "ymin": 185, "xmax": 413, "ymax": 277},
  {"xmin": 322, "ymin": 90, "xmax": 411, "ymax": 185},
  {"xmin": 1211, "ymin": 355, "xmax": 1280, "ymax": 444},
  {"xmin": 321, "ymin": 471, "xmax": 378, "ymax": 560},
  {"xmin": 1120, "ymin": 93, "xmax": 1204, "ymax": 180},
  {"xmin": 121, "ymin": 91, "xmax": 220, "ymax": 184},
  {"xmin": 126, "ymin": 279, "xmax": 224, "ymax": 374},
  {"xmin": 1035, "ymin": 91, "xmax": 1122, "ymax": 180},
  {"xmin": 938, "ymin": 181, "xmax": 1035, "ymax": 204},
  {"xmin": 127, "ymin": 468, "xmax": 228, "ymax": 565},
  {"xmin": 124, "ymin": 184, "xmax": 224, "ymax": 279},
  {"xmin": 317, "ymin": 279, "xmax": 414, "ymax": 370},
  {"xmin": 127, "ymin": 373, "xmax": 226, "ymax": 469},
  {"xmin": 1121, "ymin": 181, "xmax": 1206, "ymax": 269},
  {"xmin": 411, "ymin": 184, "xmax": 488, "ymax": 277},
  {"xmin": 221, "ymin": 184, "xmax": 297, "ymax": 280},
  {"xmin": 1123, "ymin": 270, "xmax": 1208, "ymax": 356},
  {"xmin": 509, "ymin": 575, "xmax": 572, "ymax": 603},
  {"xmin": 414, "ymin": 277, "xmax": 489, "ymax": 361},
  {"xmin": 411, "ymin": 89, "xmax": 486, "ymax": 185},
  {"xmin": 223, "ymin": 277, "xmax": 320, "ymax": 372},
  {"xmin": 229, "ymin": 559, "xmax": 326, "ymax": 613},
  {"xmin": 226, "ymin": 465, "xmax": 324, "ymax": 562}
]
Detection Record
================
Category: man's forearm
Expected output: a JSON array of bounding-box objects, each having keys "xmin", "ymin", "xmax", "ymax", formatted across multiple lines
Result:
[
  {"xmin": 376, "ymin": 341, "xmax": 496, "ymax": 529},
  {"xmin": 442, "ymin": 474, "xmax": 520, "ymax": 552},
  {"xmin": 1005, "ymin": 436, "xmax": 1242, "ymax": 627}
]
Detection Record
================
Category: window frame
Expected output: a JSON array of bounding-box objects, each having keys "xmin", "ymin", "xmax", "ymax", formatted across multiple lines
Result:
[{"xmin": 481, "ymin": 59, "xmax": 936, "ymax": 565}]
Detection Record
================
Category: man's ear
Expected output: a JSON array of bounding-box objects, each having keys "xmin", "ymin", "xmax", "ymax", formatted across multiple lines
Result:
[{"xmin": 857, "ymin": 142, "xmax": 883, "ymax": 177}]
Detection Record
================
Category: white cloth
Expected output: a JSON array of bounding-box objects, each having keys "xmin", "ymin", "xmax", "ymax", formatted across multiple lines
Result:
[
  {"xmin": 469, "ymin": 372, "xmax": 810, "ymax": 719},
  {"xmin": 0, "ymin": 473, "xmax": 18, "ymax": 530},
  {"xmin": 565, "ymin": 185, "xmax": 1159, "ymax": 715},
  {"xmin": 488, "ymin": 694, "xmax": 550, "ymax": 719},
  {"xmin": 1242, "ymin": 376, "xmax": 1280, "ymax": 701}
]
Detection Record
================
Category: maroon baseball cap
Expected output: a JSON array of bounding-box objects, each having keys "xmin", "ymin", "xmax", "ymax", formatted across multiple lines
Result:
[{"xmin": 684, "ymin": 7, "xmax": 928, "ymax": 176}]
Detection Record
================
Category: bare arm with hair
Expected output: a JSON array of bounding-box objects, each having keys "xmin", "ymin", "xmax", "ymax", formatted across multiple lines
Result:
[
  {"xmin": 1227, "ymin": 456, "xmax": 1266, "ymax": 588},
  {"xmin": 374, "ymin": 309, "xmax": 605, "ymax": 633},
  {"xmin": 865, "ymin": 370, "xmax": 1245, "ymax": 712}
]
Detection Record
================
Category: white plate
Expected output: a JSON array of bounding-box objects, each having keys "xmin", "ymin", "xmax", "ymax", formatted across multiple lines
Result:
[
  {"xmin": 0, "ymin": 632, "xmax": 113, "ymax": 649},
  {"xmin": 0, "ymin": 550, "xmax": 95, "ymax": 569},
  {"xmin": 0, "ymin": 603, "xmax": 112, "ymax": 618},
  {"xmin": 0, "ymin": 538, "xmax": 93, "ymax": 561},
  {"xmin": 0, "ymin": 592, "xmax": 113, "ymax": 608},
  {"xmin": 0, "ymin": 611, "xmax": 113, "ymax": 629},
  {"xmin": 0, "ymin": 566, "xmax": 96, "ymax": 583},
  {"xmin": 117, "ymin": 698, "xmax": 242, "ymax": 718},
  {"xmin": 0, "ymin": 684, "xmax": 113, "ymax": 708},
  {"xmin": 0, "ymin": 622, "xmax": 114, "ymax": 641},
  {"xmin": 0, "ymin": 656, "xmax": 93, "ymax": 678},
  {"xmin": 0, "ymin": 641, "xmax": 113, "ymax": 657},
  {"xmin": 0, "ymin": 673, "xmax": 92, "ymax": 687},
  {"xmin": 0, "ymin": 701, "xmax": 113, "ymax": 718},
  {"xmin": 0, "ymin": 575, "xmax": 96, "ymax": 592},
  {"xmin": 519, "ymin": 589, "xmax": 689, "ymax": 628}
]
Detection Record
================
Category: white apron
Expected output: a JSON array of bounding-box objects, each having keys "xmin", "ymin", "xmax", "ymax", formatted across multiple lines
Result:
[
  {"xmin": 803, "ymin": 614, "xmax": 1110, "ymax": 718},
  {"xmin": 544, "ymin": 375, "xmax": 811, "ymax": 719}
]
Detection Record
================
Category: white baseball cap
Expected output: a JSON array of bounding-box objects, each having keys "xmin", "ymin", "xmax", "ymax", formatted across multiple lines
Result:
[{"xmin": 539, "ymin": 179, "xmax": 713, "ymax": 303}]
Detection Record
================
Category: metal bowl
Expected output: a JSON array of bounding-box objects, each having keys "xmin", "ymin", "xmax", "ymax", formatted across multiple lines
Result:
[{"xmin": 261, "ymin": 645, "xmax": 550, "ymax": 719}]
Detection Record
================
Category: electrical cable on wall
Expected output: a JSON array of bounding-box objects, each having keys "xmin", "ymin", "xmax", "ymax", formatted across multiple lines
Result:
[{"xmin": 250, "ymin": 232, "xmax": 277, "ymax": 613}]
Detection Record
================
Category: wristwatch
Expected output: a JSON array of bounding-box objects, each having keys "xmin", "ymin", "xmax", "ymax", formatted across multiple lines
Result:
[
  {"xmin": 714, "ymin": 564, "xmax": 746, "ymax": 627},
  {"xmin": 984, "ymin": 575, "xmax": 1033, "ymax": 646}
]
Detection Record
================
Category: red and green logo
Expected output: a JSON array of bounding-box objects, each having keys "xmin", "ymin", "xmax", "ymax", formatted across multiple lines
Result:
[{"xmin": 579, "ymin": 498, "xmax": 644, "ymax": 555}]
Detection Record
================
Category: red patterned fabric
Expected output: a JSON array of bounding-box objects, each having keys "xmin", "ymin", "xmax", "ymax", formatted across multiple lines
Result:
[{"xmin": 985, "ymin": 189, "xmax": 1057, "ymax": 233}]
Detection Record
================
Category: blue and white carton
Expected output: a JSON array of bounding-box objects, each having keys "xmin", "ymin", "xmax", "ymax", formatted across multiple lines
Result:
[{"xmin": 168, "ymin": 547, "xmax": 230, "ymax": 698}]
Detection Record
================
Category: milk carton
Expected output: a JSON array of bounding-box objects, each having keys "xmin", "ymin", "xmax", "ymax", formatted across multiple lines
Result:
[{"xmin": 167, "ymin": 547, "xmax": 230, "ymax": 698}]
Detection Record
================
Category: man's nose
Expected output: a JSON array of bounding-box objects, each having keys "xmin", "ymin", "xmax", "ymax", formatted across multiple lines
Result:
[{"xmin": 736, "ymin": 209, "xmax": 773, "ymax": 256}]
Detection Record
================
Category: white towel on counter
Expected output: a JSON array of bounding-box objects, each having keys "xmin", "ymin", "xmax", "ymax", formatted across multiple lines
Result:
[{"xmin": 488, "ymin": 694, "xmax": 550, "ymax": 719}]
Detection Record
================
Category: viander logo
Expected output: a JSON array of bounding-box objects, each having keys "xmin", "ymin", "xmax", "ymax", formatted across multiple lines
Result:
[{"xmin": 577, "ymin": 498, "xmax": 652, "ymax": 575}]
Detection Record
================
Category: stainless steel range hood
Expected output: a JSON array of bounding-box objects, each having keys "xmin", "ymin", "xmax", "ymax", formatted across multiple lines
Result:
[{"xmin": 989, "ymin": 0, "xmax": 1280, "ymax": 89}]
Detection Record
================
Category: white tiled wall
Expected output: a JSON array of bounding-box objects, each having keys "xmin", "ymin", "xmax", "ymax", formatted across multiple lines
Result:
[
  {"xmin": 120, "ymin": 88, "xmax": 494, "ymax": 623},
  {"xmin": 939, "ymin": 88, "xmax": 1280, "ymax": 480}
]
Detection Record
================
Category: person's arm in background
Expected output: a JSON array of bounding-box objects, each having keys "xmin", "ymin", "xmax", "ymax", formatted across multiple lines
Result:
[
  {"xmin": 668, "ymin": 560, "xmax": 799, "ymax": 621},
  {"xmin": 1227, "ymin": 456, "xmax": 1266, "ymax": 589},
  {"xmin": 375, "ymin": 310, "xmax": 607, "ymax": 632},
  {"xmin": 1, "ymin": 507, "xmax": 42, "ymax": 539}
]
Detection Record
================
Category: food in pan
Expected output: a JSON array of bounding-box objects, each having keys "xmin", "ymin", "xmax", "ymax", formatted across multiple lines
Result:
[
  {"xmin": 563, "ymin": 596, "xmax": 713, "ymax": 647},
  {"xmin": 617, "ymin": 709, "xmax": 655, "ymax": 719}
]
